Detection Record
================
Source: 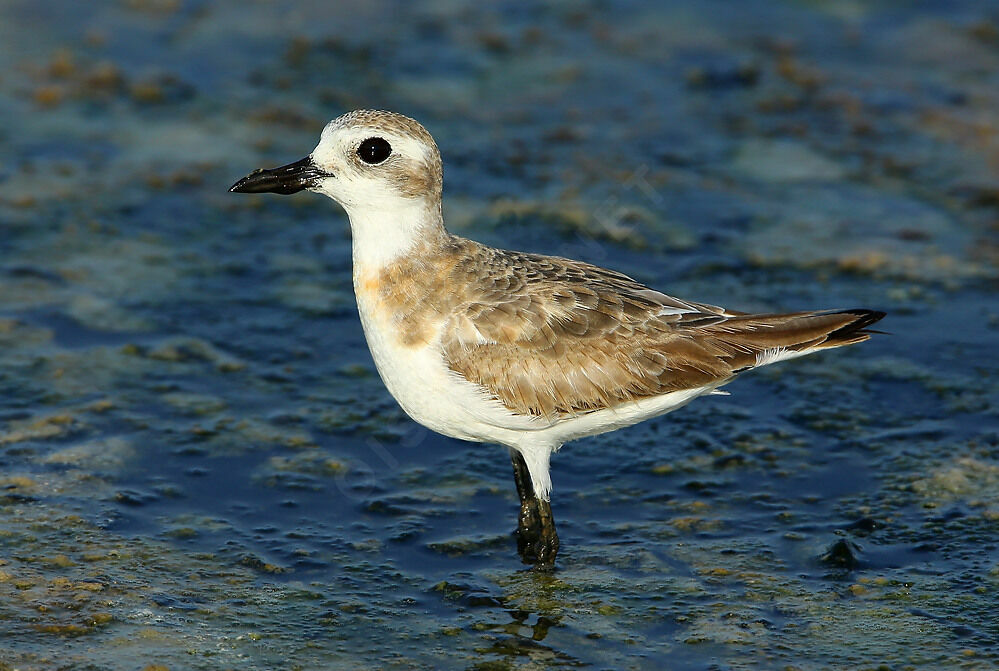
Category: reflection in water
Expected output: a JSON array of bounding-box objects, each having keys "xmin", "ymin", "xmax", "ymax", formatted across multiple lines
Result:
[{"xmin": 435, "ymin": 577, "xmax": 571, "ymax": 666}]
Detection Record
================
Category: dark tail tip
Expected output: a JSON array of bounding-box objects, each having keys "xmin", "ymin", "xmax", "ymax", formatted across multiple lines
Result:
[{"xmin": 827, "ymin": 309, "xmax": 887, "ymax": 341}]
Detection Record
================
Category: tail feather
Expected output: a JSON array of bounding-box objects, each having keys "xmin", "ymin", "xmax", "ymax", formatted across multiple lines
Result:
[
  {"xmin": 821, "ymin": 309, "xmax": 887, "ymax": 348},
  {"xmin": 679, "ymin": 308, "xmax": 886, "ymax": 375}
]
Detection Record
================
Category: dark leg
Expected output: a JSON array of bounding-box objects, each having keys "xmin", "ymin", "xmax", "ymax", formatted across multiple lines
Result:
[{"xmin": 510, "ymin": 450, "xmax": 559, "ymax": 566}]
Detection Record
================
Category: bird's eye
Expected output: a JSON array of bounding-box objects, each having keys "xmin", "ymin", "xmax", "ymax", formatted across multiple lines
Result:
[{"xmin": 357, "ymin": 137, "xmax": 392, "ymax": 165}]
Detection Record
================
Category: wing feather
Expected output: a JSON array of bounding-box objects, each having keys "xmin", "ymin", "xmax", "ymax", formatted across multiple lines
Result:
[{"xmin": 440, "ymin": 241, "xmax": 882, "ymax": 418}]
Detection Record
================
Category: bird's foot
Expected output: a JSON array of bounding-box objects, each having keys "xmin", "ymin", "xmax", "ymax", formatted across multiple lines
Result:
[
  {"xmin": 515, "ymin": 498, "xmax": 559, "ymax": 567},
  {"xmin": 510, "ymin": 449, "xmax": 560, "ymax": 567}
]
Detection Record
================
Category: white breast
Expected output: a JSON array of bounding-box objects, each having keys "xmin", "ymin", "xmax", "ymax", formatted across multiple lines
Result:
[{"xmin": 352, "ymin": 276, "xmax": 542, "ymax": 443}]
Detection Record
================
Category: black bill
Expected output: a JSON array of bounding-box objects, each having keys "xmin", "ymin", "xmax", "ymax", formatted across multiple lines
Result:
[{"xmin": 229, "ymin": 156, "xmax": 327, "ymax": 195}]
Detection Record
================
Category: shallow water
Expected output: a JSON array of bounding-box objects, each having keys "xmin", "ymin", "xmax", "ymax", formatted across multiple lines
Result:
[{"xmin": 1, "ymin": 1, "xmax": 998, "ymax": 669}]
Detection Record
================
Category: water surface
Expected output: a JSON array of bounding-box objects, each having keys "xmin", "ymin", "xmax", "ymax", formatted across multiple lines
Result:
[{"xmin": 1, "ymin": 1, "xmax": 998, "ymax": 669}]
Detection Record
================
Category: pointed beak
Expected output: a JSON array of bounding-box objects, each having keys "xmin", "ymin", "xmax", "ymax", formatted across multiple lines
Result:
[{"xmin": 229, "ymin": 156, "xmax": 327, "ymax": 195}]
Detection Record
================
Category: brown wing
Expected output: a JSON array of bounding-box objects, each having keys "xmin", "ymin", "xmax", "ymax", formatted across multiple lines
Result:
[{"xmin": 441, "ymin": 244, "xmax": 883, "ymax": 418}]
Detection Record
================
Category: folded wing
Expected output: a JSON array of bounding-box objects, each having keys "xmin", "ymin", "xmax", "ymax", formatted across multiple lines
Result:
[{"xmin": 441, "ymin": 245, "xmax": 883, "ymax": 419}]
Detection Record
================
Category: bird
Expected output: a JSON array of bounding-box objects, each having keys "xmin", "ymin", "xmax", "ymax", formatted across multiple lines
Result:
[{"xmin": 230, "ymin": 109, "xmax": 885, "ymax": 566}]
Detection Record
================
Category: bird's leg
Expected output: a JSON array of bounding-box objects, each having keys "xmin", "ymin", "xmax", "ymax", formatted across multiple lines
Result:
[{"xmin": 510, "ymin": 450, "xmax": 559, "ymax": 566}]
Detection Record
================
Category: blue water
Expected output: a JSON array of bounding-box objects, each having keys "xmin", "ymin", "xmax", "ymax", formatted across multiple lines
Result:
[{"xmin": 1, "ymin": 1, "xmax": 998, "ymax": 669}]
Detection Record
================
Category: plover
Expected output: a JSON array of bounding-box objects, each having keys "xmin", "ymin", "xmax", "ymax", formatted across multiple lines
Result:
[{"xmin": 231, "ymin": 110, "xmax": 885, "ymax": 565}]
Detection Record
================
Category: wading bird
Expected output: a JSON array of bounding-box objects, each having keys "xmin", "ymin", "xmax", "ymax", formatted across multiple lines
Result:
[{"xmin": 231, "ymin": 110, "xmax": 884, "ymax": 565}]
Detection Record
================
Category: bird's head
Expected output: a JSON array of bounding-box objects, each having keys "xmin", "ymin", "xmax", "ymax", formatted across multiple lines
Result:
[{"xmin": 230, "ymin": 109, "xmax": 443, "ymax": 218}]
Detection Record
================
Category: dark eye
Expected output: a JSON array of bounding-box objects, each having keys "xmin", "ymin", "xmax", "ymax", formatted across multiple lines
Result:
[{"xmin": 357, "ymin": 137, "xmax": 392, "ymax": 164}]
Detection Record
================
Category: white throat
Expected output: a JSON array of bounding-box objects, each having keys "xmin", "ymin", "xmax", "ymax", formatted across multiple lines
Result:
[{"xmin": 344, "ymin": 200, "xmax": 445, "ymax": 271}]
